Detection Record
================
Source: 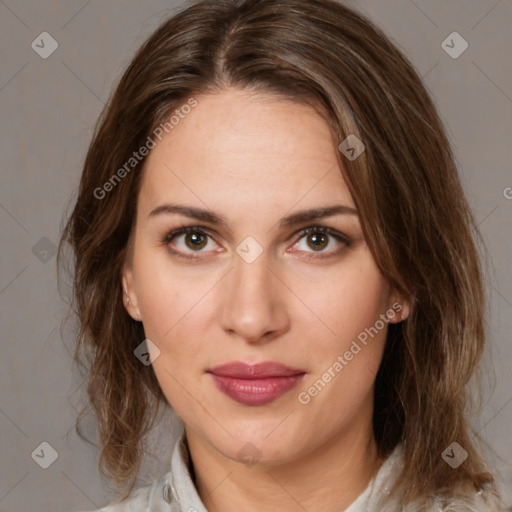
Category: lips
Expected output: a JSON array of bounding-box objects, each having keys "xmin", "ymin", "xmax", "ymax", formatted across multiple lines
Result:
[{"xmin": 207, "ymin": 361, "xmax": 306, "ymax": 406}]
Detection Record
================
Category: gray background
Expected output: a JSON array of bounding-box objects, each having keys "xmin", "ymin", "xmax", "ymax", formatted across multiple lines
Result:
[{"xmin": 0, "ymin": 1, "xmax": 511, "ymax": 511}]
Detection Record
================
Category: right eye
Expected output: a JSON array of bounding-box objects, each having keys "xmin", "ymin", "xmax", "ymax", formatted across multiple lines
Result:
[{"xmin": 163, "ymin": 226, "xmax": 222, "ymax": 260}]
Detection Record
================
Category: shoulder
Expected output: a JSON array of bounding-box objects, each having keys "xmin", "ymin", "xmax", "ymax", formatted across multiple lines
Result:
[
  {"xmin": 363, "ymin": 445, "xmax": 506, "ymax": 512},
  {"xmin": 425, "ymin": 487, "xmax": 506, "ymax": 512},
  {"xmin": 374, "ymin": 481, "xmax": 505, "ymax": 512},
  {"xmin": 67, "ymin": 433, "xmax": 199, "ymax": 512},
  {"xmin": 68, "ymin": 474, "xmax": 176, "ymax": 512}
]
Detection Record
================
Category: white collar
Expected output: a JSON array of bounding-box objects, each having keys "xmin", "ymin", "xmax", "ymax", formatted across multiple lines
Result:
[
  {"xmin": 160, "ymin": 434, "xmax": 404, "ymax": 512},
  {"xmin": 161, "ymin": 432, "xmax": 208, "ymax": 511},
  {"xmin": 78, "ymin": 435, "xmax": 501, "ymax": 511}
]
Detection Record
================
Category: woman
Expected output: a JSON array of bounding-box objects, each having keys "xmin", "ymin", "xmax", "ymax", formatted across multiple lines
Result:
[{"xmin": 58, "ymin": 0, "xmax": 505, "ymax": 510}]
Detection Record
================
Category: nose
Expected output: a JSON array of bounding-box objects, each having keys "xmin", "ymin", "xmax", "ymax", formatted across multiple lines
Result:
[{"xmin": 219, "ymin": 250, "xmax": 290, "ymax": 345}]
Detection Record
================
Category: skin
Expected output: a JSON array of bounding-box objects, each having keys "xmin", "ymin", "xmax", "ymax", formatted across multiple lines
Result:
[{"xmin": 122, "ymin": 88, "xmax": 409, "ymax": 512}]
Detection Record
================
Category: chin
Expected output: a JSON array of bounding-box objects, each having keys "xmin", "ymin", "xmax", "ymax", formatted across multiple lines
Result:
[{"xmin": 198, "ymin": 418, "xmax": 311, "ymax": 468}]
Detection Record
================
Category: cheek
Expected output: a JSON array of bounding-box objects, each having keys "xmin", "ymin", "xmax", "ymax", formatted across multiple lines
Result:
[
  {"xmin": 133, "ymin": 250, "xmax": 203, "ymax": 341},
  {"xmin": 292, "ymin": 252, "xmax": 391, "ymax": 352},
  {"xmin": 134, "ymin": 262, "xmax": 210, "ymax": 421},
  {"xmin": 291, "ymin": 252, "xmax": 391, "ymax": 416},
  {"xmin": 133, "ymin": 257, "xmax": 219, "ymax": 393}
]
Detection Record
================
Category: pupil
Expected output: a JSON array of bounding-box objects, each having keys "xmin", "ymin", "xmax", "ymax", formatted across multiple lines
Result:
[
  {"xmin": 309, "ymin": 233, "xmax": 327, "ymax": 251},
  {"xmin": 186, "ymin": 233, "xmax": 206, "ymax": 250}
]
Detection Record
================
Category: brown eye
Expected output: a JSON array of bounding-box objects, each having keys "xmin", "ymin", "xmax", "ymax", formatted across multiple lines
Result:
[
  {"xmin": 184, "ymin": 231, "xmax": 208, "ymax": 250},
  {"xmin": 289, "ymin": 226, "xmax": 351, "ymax": 259},
  {"xmin": 306, "ymin": 232, "xmax": 329, "ymax": 251},
  {"xmin": 163, "ymin": 226, "xmax": 218, "ymax": 260}
]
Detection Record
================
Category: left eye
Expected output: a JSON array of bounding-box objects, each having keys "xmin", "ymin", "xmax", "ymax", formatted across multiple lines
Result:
[{"xmin": 289, "ymin": 226, "xmax": 350, "ymax": 256}]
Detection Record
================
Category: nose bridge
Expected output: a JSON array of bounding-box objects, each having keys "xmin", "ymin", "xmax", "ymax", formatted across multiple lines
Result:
[{"xmin": 219, "ymin": 248, "xmax": 288, "ymax": 343}]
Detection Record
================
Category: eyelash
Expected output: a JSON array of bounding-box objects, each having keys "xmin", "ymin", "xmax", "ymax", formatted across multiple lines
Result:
[{"xmin": 162, "ymin": 225, "xmax": 351, "ymax": 261}]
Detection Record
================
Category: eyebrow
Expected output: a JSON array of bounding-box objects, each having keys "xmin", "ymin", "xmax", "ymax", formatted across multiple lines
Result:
[{"xmin": 148, "ymin": 203, "xmax": 358, "ymax": 228}]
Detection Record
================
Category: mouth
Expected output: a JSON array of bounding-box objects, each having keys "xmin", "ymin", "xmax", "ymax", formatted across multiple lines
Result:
[{"xmin": 207, "ymin": 361, "xmax": 306, "ymax": 406}]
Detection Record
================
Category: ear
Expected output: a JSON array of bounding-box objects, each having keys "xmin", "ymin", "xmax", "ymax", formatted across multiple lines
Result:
[
  {"xmin": 387, "ymin": 291, "xmax": 411, "ymax": 324},
  {"xmin": 121, "ymin": 262, "xmax": 142, "ymax": 322}
]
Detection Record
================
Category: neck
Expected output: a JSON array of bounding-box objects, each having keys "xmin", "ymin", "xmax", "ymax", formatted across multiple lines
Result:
[{"xmin": 186, "ymin": 419, "xmax": 382, "ymax": 512}]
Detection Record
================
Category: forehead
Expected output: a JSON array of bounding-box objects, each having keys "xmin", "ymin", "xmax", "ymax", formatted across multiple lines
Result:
[{"xmin": 138, "ymin": 89, "xmax": 355, "ymax": 214}]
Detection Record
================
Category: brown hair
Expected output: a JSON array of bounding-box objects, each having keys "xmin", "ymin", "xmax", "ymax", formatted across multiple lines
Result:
[{"xmin": 58, "ymin": 0, "xmax": 499, "ymax": 505}]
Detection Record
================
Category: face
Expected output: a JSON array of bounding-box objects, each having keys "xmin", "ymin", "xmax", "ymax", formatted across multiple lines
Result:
[{"xmin": 122, "ymin": 88, "xmax": 407, "ymax": 466}]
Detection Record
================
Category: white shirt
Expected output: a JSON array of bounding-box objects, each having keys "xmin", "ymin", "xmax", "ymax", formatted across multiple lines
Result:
[{"xmin": 72, "ymin": 434, "xmax": 502, "ymax": 512}]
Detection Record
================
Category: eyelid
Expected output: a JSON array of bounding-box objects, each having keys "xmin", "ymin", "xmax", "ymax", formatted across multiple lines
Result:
[
  {"xmin": 294, "ymin": 226, "xmax": 351, "ymax": 247},
  {"xmin": 163, "ymin": 225, "xmax": 219, "ymax": 260},
  {"xmin": 163, "ymin": 224, "xmax": 351, "ymax": 260},
  {"xmin": 163, "ymin": 225, "xmax": 214, "ymax": 244}
]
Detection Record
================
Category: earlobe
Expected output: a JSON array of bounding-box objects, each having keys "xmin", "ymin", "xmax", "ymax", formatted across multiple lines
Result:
[
  {"xmin": 389, "ymin": 295, "xmax": 411, "ymax": 324},
  {"xmin": 396, "ymin": 302, "xmax": 410, "ymax": 322},
  {"xmin": 121, "ymin": 264, "xmax": 143, "ymax": 322}
]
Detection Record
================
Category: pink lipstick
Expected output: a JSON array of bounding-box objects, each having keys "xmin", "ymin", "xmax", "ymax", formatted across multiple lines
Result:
[{"xmin": 208, "ymin": 361, "xmax": 306, "ymax": 406}]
